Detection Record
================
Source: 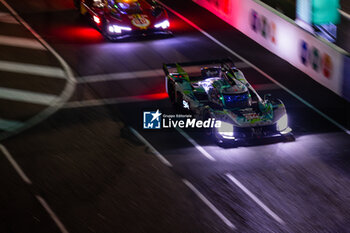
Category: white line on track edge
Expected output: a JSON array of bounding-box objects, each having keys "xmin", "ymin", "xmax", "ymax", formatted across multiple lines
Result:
[
  {"xmin": 0, "ymin": 144, "xmax": 69, "ymax": 233},
  {"xmin": 175, "ymin": 127, "xmax": 285, "ymax": 225},
  {"xmin": 0, "ymin": 60, "xmax": 65, "ymax": 78},
  {"xmin": 176, "ymin": 127, "xmax": 216, "ymax": 161},
  {"xmin": 226, "ymin": 173, "xmax": 285, "ymax": 225},
  {"xmin": 129, "ymin": 127, "xmax": 172, "ymax": 167},
  {"xmin": 63, "ymin": 94, "xmax": 165, "ymax": 109},
  {"xmin": 0, "ymin": 118, "xmax": 25, "ymax": 131},
  {"xmin": 0, "ymin": 87, "xmax": 58, "ymax": 105},
  {"xmin": 77, "ymin": 62, "xmax": 251, "ymax": 84},
  {"xmin": 0, "ymin": 144, "xmax": 32, "ymax": 184},
  {"xmin": 0, "ymin": 0, "xmax": 76, "ymax": 141},
  {"xmin": 157, "ymin": 0, "xmax": 350, "ymax": 136},
  {"xmin": 36, "ymin": 195, "xmax": 69, "ymax": 233},
  {"xmin": 127, "ymin": 127, "xmax": 236, "ymax": 230},
  {"xmin": 0, "ymin": 35, "xmax": 45, "ymax": 49},
  {"xmin": 183, "ymin": 179, "xmax": 236, "ymax": 230}
]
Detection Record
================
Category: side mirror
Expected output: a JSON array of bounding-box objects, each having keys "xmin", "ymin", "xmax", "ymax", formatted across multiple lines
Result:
[{"xmin": 152, "ymin": 7, "xmax": 163, "ymax": 17}]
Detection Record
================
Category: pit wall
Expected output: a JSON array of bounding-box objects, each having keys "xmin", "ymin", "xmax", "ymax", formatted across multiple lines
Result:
[{"xmin": 193, "ymin": 0, "xmax": 350, "ymax": 101}]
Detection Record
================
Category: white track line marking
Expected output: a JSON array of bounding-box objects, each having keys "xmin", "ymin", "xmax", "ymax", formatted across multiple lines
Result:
[
  {"xmin": 158, "ymin": 1, "xmax": 350, "ymax": 135},
  {"xmin": 176, "ymin": 128, "xmax": 216, "ymax": 161},
  {"xmin": 0, "ymin": 0, "xmax": 76, "ymax": 141},
  {"xmin": 339, "ymin": 9, "xmax": 350, "ymax": 19},
  {"xmin": 253, "ymin": 83, "xmax": 280, "ymax": 91},
  {"xmin": 0, "ymin": 17, "xmax": 18, "ymax": 24},
  {"xmin": 183, "ymin": 179, "xmax": 236, "ymax": 230},
  {"xmin": 78, "ymin": 62, "xmax": 249, "ymax": 84},
  {"xmin": 0, "ymin": 12, "xmax": 19, "ymax": 24},
  {"xmin": 127, "ymin": 127, "xmax": 235, "ymax": 230},
  {"xmin": 0, "ymin": 118, "xmax": 24, "ymax": 131},
  {"xmin": 64, "ymin": 83, "xmax": 276, "ymax": 109},
  {"xmin": 226, "ymin": 173, "xmax": 285, "ymax": 225},
  {"xmin": 0, "ymin": 144, "xmax": 69, "ymax": 233},
  {"xmin": 0, "ymin": 35, "xmax": 45, "ymax": 50},
  {"xmin": 234, "ymin": 61, "xmax": 251, "ymax": 69},
  {"xmin": 64, "ymin": 93, "xmax": 165, "ymax": 109},
  {"xmin": 0, "ymin": 144, "xmax": 32, "ymax": 184},
  {"xmin": 176, "ymin": 127, "xmax": 285, "ymax": 225},
  {"xmin": 63, "ymin": 99, "xmax": 105, "ymax": 108},
  {"xmin": 78, "ymin": 67, "xmax": 200, "ymax": 84},
  {"xmin": 77, "ymin": 61, "xmax": 250, "ymax": 84},
  {"xmin": 78, "ymin": 69, "xmax": 165, "ymax": 83},
  {"xmin": 129, "ymin": 127, "xmax": 172, "ymax": 167},
  {"xmin": 0, "ymin": 60, "xmax": 65, "ymax": 78},
  {"xmin": 0, "ymin": 87, "xmax": 58, "ymax": 105},
  {"xmin": 36, "ymin": 195, "xmax": 69, "ymax": 233}
]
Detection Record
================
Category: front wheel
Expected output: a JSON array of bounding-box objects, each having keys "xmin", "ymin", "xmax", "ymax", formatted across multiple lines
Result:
[
  {"xmin": 283, "ymin": 133, "xmax": 295, "ymax": 142},
  {"xmin": 216, "ymin": 138, "xmax": 237, "ymax": 148}
]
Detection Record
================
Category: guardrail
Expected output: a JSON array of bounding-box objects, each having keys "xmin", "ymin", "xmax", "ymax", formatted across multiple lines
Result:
[{"xmin": 194, "ymin": 0, "xmax": 350, "ymax": 101}]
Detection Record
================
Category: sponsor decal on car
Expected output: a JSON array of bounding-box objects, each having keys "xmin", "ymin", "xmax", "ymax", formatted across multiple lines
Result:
[{"xmin": 130, "ymin": 14, "xmax": 150, "ymax": 29}]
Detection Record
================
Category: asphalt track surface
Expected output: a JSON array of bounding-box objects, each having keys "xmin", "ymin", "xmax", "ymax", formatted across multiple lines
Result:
[{"xmin": 1, "ymin": 0, "xmax": 350, "ymax": 232}]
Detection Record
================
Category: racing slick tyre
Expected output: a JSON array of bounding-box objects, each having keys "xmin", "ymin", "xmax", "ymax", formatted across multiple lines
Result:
[{"xmin": 216, "ymin": 138, "xmax": 236, "ymax": 148}]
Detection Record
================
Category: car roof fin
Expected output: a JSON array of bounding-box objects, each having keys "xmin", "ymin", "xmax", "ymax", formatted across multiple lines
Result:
[{"xmin": 176, "ymin": 63, "xmax": 190, "ymax": 82}]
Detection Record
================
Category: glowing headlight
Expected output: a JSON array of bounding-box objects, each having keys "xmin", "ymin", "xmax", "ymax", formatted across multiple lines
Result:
[
  {"xmin": 217, "ymin": 121, "xmax": 235, "ymax": 139},
  {"xmin": 276, "ymin": 114, "xmax": 288, "ymax": 132},
  {"xmin": 155, "ymin": 20, "xmax": 170, "ymax": 29},
  {"xmin": 108, "ymin": 25, "xmax": 132, "ymax": 34}
]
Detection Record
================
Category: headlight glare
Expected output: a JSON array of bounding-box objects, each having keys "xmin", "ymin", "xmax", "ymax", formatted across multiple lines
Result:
[
  {"xmin": 155, "ymin": 20, "xmax": 170, "ymax": 29},
  {"xmin": 276, "ymin": 114, "xmax": 288, "ymax": 132},
  {"xmin": 217, "ymin": 121, "xmax": 234, "ymax": 138},
  {"xmin": 109, "ymin": 25, "xmax": 132, "ymax": 34}
]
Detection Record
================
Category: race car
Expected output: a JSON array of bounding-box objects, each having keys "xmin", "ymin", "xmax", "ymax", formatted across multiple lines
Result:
[
  {"xmin": 74, "ymin": 0, "xmax": 171, "ymax": 40},
  {"xmin": 163, "ymin": 59, "xmax": 294, "ymax": 146}
]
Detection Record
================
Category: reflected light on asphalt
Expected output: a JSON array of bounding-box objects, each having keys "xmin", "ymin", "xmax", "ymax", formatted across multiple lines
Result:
[
  {"xmin": 136, "ymin": 92, "xmax": 168, "ymax": 100},
  {"xmin": 198, "ymin": 132, "xmax": 346, "ymax": 165},
  {"xmin": 49, "ymin": 26, "xmax": 103, "ymax": 43}
]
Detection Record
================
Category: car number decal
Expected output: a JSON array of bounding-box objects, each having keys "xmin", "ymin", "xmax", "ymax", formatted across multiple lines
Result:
[{"xmin": 131, "ymin": 14, "xmax": 150, "ymax": 28}]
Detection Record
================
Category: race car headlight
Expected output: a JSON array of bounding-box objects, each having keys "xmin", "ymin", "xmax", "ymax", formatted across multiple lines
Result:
[
  {"xmin": 276, "ymin": 114, "xmax": 288, "ymax": 132},
  {"xmin": 217, "ymin": 121, "xmax": 235, "ymax": 139},
  {"xmin": 155, "ymin": 20, "xmax": 170, "ymax": 29},
  {"xmin": 108, "ymin": 25, "xmax": 132, "ymax": 34}
]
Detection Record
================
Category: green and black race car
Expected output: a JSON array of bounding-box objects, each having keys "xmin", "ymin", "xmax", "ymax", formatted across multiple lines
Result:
[{"xmin": 163, "ymin": 59, "xmax": 294, "ymax": 145}]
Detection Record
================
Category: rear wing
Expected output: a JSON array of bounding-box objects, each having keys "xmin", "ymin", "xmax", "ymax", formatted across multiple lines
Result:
[{"xmin": 162, "ymin": 58, "xmax": 234, "ymax": 77}]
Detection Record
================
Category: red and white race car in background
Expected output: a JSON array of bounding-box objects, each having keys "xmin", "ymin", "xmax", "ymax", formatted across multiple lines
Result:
[{"xmin": 75, "ymin": 0, "xmax": 171, "ymax": 40}]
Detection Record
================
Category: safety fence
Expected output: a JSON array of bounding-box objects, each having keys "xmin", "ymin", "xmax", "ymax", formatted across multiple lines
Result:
[{"xmin": 194, "ymin": 0, "xmax": 350, "ymax": 101}]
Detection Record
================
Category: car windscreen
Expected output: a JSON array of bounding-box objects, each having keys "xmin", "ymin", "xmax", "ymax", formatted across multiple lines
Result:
[
  {"xmin": 223, "ymin": 92, "xmax": 250, "ymax": 108},
  {"xmin": 117, "ymin": 2, "xmax": 142, "ymax": 14}
]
